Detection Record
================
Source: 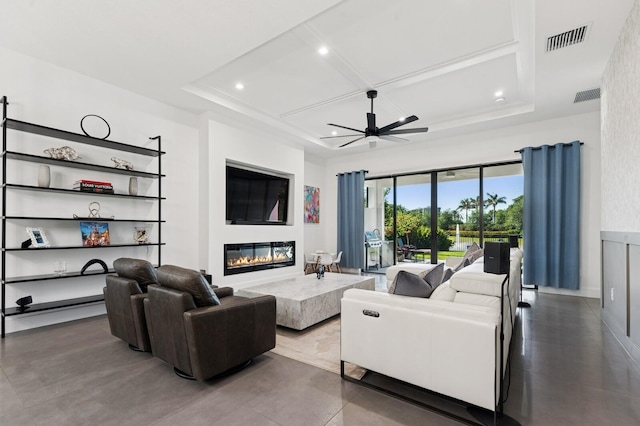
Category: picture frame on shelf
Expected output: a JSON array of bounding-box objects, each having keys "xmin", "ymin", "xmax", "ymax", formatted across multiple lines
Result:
[
  {"xmin": 26, "ymin": 227, "xmax": 50, "ymax": 248},
  {"xmin": 80, "ymin": 222, "xmax": 111, "ymax": 247},
  {"xmin": 134, "ymin": 227, "xmax": 149, "ymax": 244}
]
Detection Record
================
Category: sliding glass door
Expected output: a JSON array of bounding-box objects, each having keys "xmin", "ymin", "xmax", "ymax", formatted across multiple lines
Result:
[
  {"xmin": 394, "ymin": 174, "xmax": 431, "ymax": 263},
  {"xmin": 364, "ymin": 160, "xmax": 523, "ymax": 272},
  {"xmin": 436, "ymin": 168, "xmax": 480, "ymax": 259},
  {"xmin": 364, "ymin": 178, "xmax": 393, "ymax": 272}
]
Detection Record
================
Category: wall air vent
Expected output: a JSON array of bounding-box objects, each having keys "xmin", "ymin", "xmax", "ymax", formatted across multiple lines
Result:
[
  {"xmin": 574, "ymin": 88, "xmax": 600, "ymax": 103},
  {"xmin": 546, "ymin": 24, "xmax": 590, "ymax": 52}
]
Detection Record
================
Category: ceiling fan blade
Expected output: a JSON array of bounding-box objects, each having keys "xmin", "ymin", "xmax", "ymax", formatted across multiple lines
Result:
[
  {"xmin": 367, "ymin": 113, "xmax": 376, "ymax": 131},
  {"xmin": 379, "ymin": 135, "xmax": 410, "ymax": 143},
  {"xmin": 319, "ymin": 134, "xmax": 363, "ymax": 139},
  {"xmin": 385, "ymin": 126, "xmax": 429, "ymax": 135},
  {"xmin": 328, "ymin": 123, "xmax": 365, "ymax": 133},
  {"xmin": 339, "ymin": 136, "xmax": 365, "ymax": 148},
  {"xmin": 377, "ymin": 115, "xmax": 419, "ymax": 134}
]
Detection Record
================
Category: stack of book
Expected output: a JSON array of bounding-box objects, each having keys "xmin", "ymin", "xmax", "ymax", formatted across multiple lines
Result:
[{"xmin": 73, "ymin": 179, "xmax": 114, "ymax": 194}]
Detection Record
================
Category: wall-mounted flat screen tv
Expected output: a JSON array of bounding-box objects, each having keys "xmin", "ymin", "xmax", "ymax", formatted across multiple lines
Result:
[{"xmin": 226, "ymin": 165, "xmax": 289, "ymax": 225}]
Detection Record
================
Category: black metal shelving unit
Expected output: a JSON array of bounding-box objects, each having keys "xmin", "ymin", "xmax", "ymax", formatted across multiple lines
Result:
[{"xmin": 1, "ymin": 96, "xmax": 164, "ymax": 337}]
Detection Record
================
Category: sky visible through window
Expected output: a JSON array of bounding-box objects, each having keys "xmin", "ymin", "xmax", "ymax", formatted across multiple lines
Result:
[{"xmin": 394, "ymin": 175, "xmax": 523, "ymax": 211}]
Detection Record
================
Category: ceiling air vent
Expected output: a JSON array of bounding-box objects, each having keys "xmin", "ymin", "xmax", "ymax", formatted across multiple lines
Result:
[
  {"xmin": 546, "ymin": 24, "xmax": 589, "ymax": 52},
  {"xmin": 574, "ymin": 88, "xmax": 600, "ymax": 103}
]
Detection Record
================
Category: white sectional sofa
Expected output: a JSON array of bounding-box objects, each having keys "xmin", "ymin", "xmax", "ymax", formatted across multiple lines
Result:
[{"xmin": 340, "ymin": 248, "xmax": 523, "ymax": 412}]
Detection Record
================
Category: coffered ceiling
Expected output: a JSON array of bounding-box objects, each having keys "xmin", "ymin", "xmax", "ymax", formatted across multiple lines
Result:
[{"xmin": 0, "ymin": 0, "xmax": 634, "ymax": 157}]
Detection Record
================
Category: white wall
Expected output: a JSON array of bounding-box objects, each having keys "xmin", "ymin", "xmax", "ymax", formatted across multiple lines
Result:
[
  {"xmin": 320, "ymin": 113, "xmax": 602, "ymax": 298},
  {"xmin": 303, "ymin": 159, "xmax": 326, "ymax": 255},
  {"xmin": 601, "ymin": 0, "xmax": 640, "ymax": 232},
  {"xmin": 600, "ymin": 0, "xmax": 640, "ymax": 365},
  {"xmin": 0, "ymin": 46, "xmax": 200, "ymax": 333},
  {"xmin": 201, "ymin": 118, "xmax": 305, "ymax": 289}
]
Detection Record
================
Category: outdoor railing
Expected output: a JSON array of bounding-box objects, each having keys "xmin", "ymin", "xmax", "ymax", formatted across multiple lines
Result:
[{"xmin": 446, "ymin": 232, "xmax": 522, "ymax": 252}]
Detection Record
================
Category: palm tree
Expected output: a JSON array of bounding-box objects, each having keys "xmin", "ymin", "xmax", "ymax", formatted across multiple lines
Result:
[
  {"xmin": 485, "ymin": 193, "xmax": 507, "ymax": 223},
  {"xmin": 457, "ymin": 198, "xmax": 474, "ymax": 223}
]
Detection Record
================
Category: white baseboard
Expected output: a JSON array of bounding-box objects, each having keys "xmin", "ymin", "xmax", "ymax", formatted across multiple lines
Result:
[{"xmin": 537, "ymin": 285, "xmax": 600, "ymax": 299}]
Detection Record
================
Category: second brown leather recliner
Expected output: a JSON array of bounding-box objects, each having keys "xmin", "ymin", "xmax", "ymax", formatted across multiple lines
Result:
[
  {"xmin": 104, "ymin": 258, "xmax": 159, "ymax": 352},
  {"xmin": 144, "ymin": 264, "xmax": 276, "ymax": 381}
]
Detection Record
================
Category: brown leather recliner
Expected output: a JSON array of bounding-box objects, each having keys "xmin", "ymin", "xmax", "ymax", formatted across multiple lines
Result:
[
  {"xmin": 144, "ymin": 265, "xmax": 276, "ymax": 381},
  {"xmin": 103, "ymin": 258, "xmax": 159, "ymax": 352}
]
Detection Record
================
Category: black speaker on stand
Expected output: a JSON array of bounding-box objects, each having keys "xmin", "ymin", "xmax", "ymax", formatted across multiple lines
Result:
[{"xmin": 484, "ymin": 242, "xmax": 510, "ymax": 274}]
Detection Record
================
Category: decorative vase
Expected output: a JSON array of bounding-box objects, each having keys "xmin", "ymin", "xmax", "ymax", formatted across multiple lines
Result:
[
  {"xmin": 37, "ymin": 165, "xmax": 50, "ymax": 188},
  {"xmin": 128, "ymin": 177, "xmax": 138, "ymax": 196}
]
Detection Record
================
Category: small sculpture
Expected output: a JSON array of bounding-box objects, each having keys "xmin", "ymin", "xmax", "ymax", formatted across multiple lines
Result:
[
  {"xmin": 87, "ymin": 201, "xmax": 101, "ymax": 218},
  {"xmin": 72, "ymin": 201, "xmax": 114, "ymax": 220},
  {"xmin": 111, "ymin": 157, "xmax": 133, "ymax": 170},
  {"xmin": 16, "ymin": 295, "xmax": 33, "ymax": 309},
  {"xmin": 44, "ymin": 146, "xmax": 80, "ymax": 161},
  {"xmin": 316, "ymin": 265, "xmax": 325, "ymax": 279}
]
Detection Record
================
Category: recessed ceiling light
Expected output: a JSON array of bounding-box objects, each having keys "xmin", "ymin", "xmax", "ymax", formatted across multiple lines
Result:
[
  {"xmin": 331, "ymin": 131, "xmax": 337, "ymax": 136},
  {"xmin": 495, "ymin": 97, "xmax": 505, "ymax": 103},
  {"xmin": 318, "ymin": 46, "xmax": 329, "ymax": 56},
  {"xmin": 494, "ymin": 90, "xmax": 503, "ymax": 97},
  {"xmin": 235, "ymin": 83, "xmax": 244, "ymax": 90},
  {"xmin": 399, "ymin": 117, "xmax": 405, "ymax": 122}
]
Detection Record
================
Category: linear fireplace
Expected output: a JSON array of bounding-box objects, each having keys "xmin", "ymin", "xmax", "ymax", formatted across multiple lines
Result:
[{"xmin": 224, "ymin": 241, "xmax": 295, "ymax": 276}]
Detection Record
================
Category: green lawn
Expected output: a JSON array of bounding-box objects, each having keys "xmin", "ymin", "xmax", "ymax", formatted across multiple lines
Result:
[{"xmin": 437, "ymin": 251, "xmax": 465, "ymax": 259}]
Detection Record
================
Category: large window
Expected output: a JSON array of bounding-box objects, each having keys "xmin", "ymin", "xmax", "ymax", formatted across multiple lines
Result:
[
  {"xmin": 437, "ymin": 168, "xmax": 480, "ymax": 257},
  {"xmin": 483, "ymin": 164, "xmax": 524, "ymax": 245},
  {"xmin": 366, "ymin": 161, "xmax": 522, "ymax": 270}
]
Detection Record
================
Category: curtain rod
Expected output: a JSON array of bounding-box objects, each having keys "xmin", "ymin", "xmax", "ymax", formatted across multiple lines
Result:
[
  {"xmin": 514, "ymin": 142, "xmax": 584, "ymax": 153},
  {"xmin": 336, "ymin": 169, "xmax": 368, "ymax": 176}
]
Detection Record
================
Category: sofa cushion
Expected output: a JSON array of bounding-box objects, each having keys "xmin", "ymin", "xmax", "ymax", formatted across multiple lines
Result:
[
  {"xmin": 113, "ymin": 258, "xmax": 158, "ymax": 292},
  {"xmin": 449, "ymin": 263, "xmax": 505, "ymax": 297},
  {"xmin": 430, "ymin": 281, "xmax": 457, "ymax": 301},
  {"xmin": 389, "ymin": 263, "xmax": 444, "ymax": 298},
  {"xmin": 453, "ymin": 292, "xmax": 501, "ymax": 309},
  {"xmin": 157, "ymin": 265, "xmax": 220, "ymax": 307}
]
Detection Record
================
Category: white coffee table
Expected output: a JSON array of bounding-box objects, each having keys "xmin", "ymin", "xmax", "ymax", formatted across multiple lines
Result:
[{"xmin": 236, "ymin": 272, "xmax": 375, "ymax": 330}]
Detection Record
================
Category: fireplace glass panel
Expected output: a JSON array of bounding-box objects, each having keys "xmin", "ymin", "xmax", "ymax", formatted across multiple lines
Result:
[{"xmin": 224, "ymin": 241, "xmax": 295, "ymax": 275}]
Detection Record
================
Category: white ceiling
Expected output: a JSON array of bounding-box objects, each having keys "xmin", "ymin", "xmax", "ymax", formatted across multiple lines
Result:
[{"xmin": 0, "ymin": 0, "xmax": 634, "ymax": 158}]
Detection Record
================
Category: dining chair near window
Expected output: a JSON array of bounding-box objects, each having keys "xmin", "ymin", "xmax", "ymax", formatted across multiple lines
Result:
[
  {"xmin": 332, "ymin": 251, "xmax": 343, "ymax": 273},
  {"xmin": 304, "ymin": 253, "xmax": 319, "ymax": 273},
  {"xmin": 318, "ymin": 253, "xmax": 335, "ymax": 272}
]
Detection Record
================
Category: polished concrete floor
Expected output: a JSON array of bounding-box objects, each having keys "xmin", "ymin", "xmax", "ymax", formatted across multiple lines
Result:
[{"xmin": 1, "ymin": 288, "xmax": 640, "ymax": 425}]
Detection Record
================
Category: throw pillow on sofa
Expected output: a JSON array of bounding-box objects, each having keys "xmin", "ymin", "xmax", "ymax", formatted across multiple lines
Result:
[
  {"xmin": 469, "ymin": 249, "xmax": 484, "ymax": 264},
  {"xmin": 442, "ymin": 267, "xmax": 454, "ymax": 283},
  {"xmin": 453, "ymin": 242, "xmax": 480, "ymax": 272},
  {"xmin": 418, "ymin": 262, "xmax": 445, "ymax": 289},
  {"xmin": 389, "ymin": 263, "xmax": 445, "ymax": 298}
]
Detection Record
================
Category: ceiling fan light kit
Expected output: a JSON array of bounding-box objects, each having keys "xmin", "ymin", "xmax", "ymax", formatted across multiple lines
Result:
[{"xmin": 325, "ymin": 90, "xmax": 429, "ymax": 148}]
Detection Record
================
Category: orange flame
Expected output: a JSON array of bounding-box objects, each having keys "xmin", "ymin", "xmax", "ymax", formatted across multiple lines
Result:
[{"xmin": 227, "ymin": 252, "xmax": 289, "ymax": 268}]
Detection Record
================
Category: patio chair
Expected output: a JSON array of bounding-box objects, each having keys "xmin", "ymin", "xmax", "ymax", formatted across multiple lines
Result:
[{"xmin": 397, "ymin": 238, "xmax": 415, "ymax": 260}]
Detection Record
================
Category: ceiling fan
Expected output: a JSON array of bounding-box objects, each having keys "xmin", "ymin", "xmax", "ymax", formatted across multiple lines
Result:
[{"xmin": 321, "ymin": 90, "xmax": 429, "ymax": 148}]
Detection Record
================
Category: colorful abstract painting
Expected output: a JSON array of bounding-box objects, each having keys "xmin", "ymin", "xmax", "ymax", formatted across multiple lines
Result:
[{"xmin": 304, "ymin": 185, "xmax": 320, "ymax": 223}]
